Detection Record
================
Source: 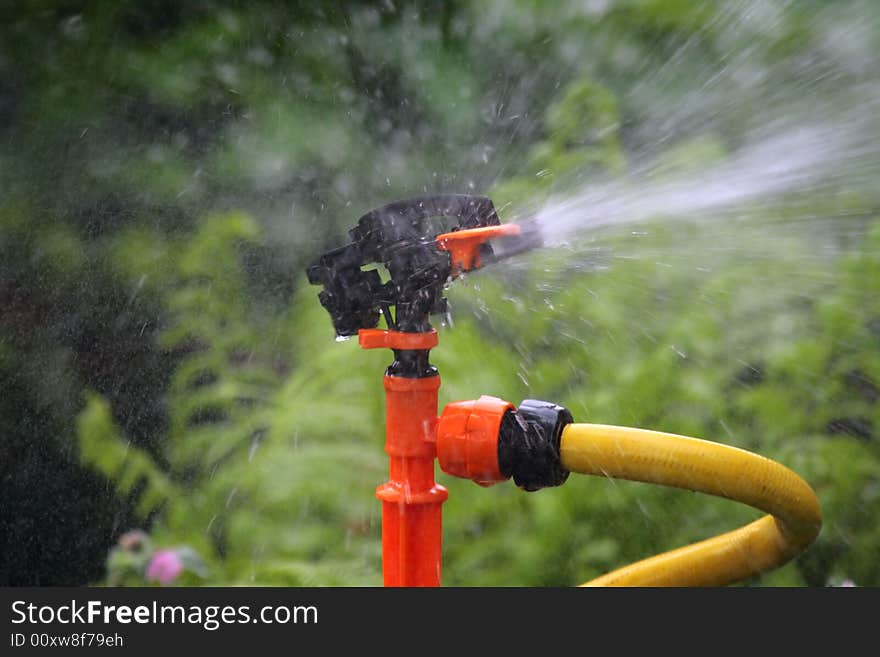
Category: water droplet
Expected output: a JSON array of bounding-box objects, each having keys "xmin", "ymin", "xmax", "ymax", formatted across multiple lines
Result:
[
  {"xmin": 248, "ymin": 433, "xmax": 262, "ymax": 461},
  {"xmin": 225, "ymin": 487, "xmax": 238, "ymax": 508}
]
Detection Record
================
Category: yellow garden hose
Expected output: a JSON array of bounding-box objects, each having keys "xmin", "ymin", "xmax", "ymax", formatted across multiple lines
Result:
[{"xmin": 560, "ymin": 423, "xmax": 822, "ymax": 587}]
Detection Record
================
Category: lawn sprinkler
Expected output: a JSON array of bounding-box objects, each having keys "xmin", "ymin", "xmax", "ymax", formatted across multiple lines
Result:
[{"xmin": 307, "ymin": 194, "xmax": 822, "ymax": 587}]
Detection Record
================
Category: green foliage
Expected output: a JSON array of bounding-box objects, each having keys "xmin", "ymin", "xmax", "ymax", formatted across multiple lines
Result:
[
  {"xmin": 493, "ymin": 76, "xmax": 625, "ymax": 210},
  {"xmin": 76, "ymin": 204, "xmax": 880, "ymax": 587},
  {"xmin": 77, "ymin": 391, "xmax": 174, "ymax": 517},
  {"xmin": 3, "ymin": 0, "xmax": 878, "ymax": 587},
  {"xmin": 436, "ymin": 215, "xmax": 880, "ymax": 586},
  {"xmin": 77, "ymin": 213, "xmax": 387, "ymax": 584}
]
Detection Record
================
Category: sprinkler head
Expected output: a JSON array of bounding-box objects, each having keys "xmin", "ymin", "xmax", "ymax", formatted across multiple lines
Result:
[{"xmin": 307, "ymin": 194, "xmax": 534, "ymax": 336}]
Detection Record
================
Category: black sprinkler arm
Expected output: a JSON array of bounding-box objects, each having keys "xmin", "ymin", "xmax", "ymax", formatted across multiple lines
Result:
[{"xmin": 306, "ymin": 194, "xmax": 537, "ymax": 337}]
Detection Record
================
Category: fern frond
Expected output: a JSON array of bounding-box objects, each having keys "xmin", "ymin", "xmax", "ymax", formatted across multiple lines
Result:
[{"xmin": 76, "ymin": 391, "xmax": 175, "ymax": 517}]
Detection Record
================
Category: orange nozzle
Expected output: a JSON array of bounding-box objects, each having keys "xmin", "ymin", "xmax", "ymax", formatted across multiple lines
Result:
[{"xmin": 436, "ymin": 224, "xmax": 521, "ymax": 275}]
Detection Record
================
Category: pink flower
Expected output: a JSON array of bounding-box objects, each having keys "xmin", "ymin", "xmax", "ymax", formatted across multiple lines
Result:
[{"xmin": 146, "ymin": 549, "xmax": 184, "ymax": 585}]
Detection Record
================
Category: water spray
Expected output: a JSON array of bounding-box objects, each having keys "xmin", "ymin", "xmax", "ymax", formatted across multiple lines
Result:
[{"xmin": 306, "ymin": 193, "xmax": 822, "ymax": 587}]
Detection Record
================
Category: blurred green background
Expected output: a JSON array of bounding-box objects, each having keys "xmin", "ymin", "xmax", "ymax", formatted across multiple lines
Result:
[{"xmin": 1, "ymin": 0, "xmax": 878, "ymax": 587}]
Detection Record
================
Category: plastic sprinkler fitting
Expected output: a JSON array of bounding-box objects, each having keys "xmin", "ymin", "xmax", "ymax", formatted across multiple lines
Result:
[
  {"xmin": 306, "ymin": 194, "xmax": 542, "ymax": 587},
  {"xmin": 437, "ymin": 397, "xmax": 572, "ymax": 491},
  {"xmin": 306, "ymin": 194, "xmax": 539, "ymax": 339}
]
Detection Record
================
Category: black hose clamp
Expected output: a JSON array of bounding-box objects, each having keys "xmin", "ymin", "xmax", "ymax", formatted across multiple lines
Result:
[{"xmin": 498, "ymin": 399, "xmax": 572, "ymax": 491}]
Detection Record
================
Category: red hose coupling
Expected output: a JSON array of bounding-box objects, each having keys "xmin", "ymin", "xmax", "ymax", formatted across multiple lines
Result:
[{"xmin": 437, "ymin": 395, "xmax": 514, "ymax": 486}]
